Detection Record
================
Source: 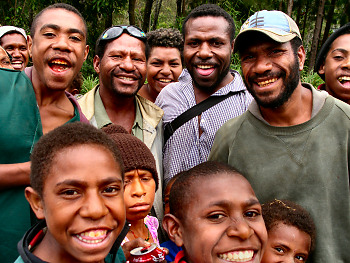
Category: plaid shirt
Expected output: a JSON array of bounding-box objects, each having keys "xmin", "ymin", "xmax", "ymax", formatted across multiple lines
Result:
[{"xmin": 156, "ymin": 69, "xmax": 252, "ymax": 184}]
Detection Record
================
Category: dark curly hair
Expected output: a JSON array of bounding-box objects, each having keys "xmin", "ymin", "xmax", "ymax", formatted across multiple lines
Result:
[
  {"xmin": 169, "ymin": 161, "xmax": 244, "ymax": 221},
  {"xmin": 262, "ymin": 199, "xmax": 316, "ymax": 251},
  {"xmin": 145, "ymin": 28, "xmax": 183, "ymax": 63},
  {"xmin": 30, "ymin": 122, "xmax": 124, "ymax": 197},
  {"xmin": 182, "ymin": 4, "xmax": 235, "ymax": 43}
]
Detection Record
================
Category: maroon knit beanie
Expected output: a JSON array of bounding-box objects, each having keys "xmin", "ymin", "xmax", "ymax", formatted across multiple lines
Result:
[{"xmin": 102, "ymin": 124, "xmax": 158, "ymax": 191}]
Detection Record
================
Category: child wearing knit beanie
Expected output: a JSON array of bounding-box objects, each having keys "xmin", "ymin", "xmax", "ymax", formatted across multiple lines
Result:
[{"xmin": 102, "ymin": 124, "xmax": 160, "ymax": 247}]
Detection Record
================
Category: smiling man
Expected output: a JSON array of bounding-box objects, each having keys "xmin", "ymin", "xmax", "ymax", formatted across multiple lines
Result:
[
  {"xmin": 155, "ymin": 4, "xmax": 252, "ymax": 184},
  {"xmin": 209, "ymin": 10, "xmax": 350, "ymax": 263},
  {"xmin": 0, "ymin": 26, "xmax": 29, "ymax": 71},
  {"xmin": 0, "ymin": 4, "xmax": 89, "ymax": 262},
  {"xmin": 78, "ymin": 25, "xmax": 164, "ymax": 232}
]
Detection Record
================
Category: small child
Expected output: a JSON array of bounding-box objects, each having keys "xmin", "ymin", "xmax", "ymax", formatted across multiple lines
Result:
[
  {"xmin": 163, "ymin": 161, "xmax": 267, "ymax": 263},
  {"xmin": 103, "ymin": 124, "xmax": 160, "ymax": 246},
  {"xmin": 16, "ymin": 122, "xmax": 127, "ymax": 263},
  {"xmin": 261, "ymin": 199, "xmax": 316, "ymax": 263}
]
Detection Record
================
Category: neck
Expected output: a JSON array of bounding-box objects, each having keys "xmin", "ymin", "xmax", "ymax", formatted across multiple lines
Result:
[
  {"xmin": 259, "ymin": 83, "xmax": 313, "ymax": 126},
  {"xmin": 128, "ymin": 218, "xmax": 149, "ymax": 241}
]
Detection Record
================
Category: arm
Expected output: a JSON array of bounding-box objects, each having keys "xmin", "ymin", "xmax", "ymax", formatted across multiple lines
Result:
[{"xmin": 0, "ymin": 162, "xmax": 30, "ymax": 190}]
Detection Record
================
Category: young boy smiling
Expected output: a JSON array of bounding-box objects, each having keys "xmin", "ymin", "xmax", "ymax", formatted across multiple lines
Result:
[
  {"xmin": 16, "ymin": 122, "xmax": 127, "ymax": 263},
  {"xmin": 163, "ymin": 161, "xmax": 267, "ymax": 263}
]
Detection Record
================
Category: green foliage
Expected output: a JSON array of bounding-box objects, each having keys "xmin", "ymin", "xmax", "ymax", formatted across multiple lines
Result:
[
  {"xmin": 301, "ymin": 70, "xmax": 324, "ymax": 88},
  {"xmin": 81, "ymin": 75, "xmax": 99, "ymax": 95}
]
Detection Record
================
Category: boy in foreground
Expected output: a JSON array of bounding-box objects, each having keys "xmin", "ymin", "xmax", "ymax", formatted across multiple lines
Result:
[
  {"xmin": 16, "ymin": 122, "xmax": 127, "ymax": 263},
  {"xmin": 163, "ymin": 161, "xmax": 267, "ymax": 263}
]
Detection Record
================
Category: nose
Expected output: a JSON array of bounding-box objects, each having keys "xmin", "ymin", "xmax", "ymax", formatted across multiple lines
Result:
[
  {"xmin": 130, "ymin": 177, "xmax": 147, "ymax": 198},
  {"xmin": 226, "ymin": 218, "xmax": 254, "ymax": 240},
  {"xmin": 12, "ymin": 48, "xmax": 21, "ymax": 58},
  {"xmin": 341, "ymin": 56, "xmax": 350, "ymax": 70},
  {"xmin": 252, "ymin": 55, "xmax": 273, "ymax": 75},
  {"xmin": 161, "ymin": 64, "xmax": 171, "ymax": 76},
  {"xmin": 198, "ymin": 42, "xmax": 213, "ymax": 59},
  {"xmin": 80, "ymin": 191, "xmax": 109, "ymax": 220},
  {"xmin": 119, "ymin": 56, "xmax": 136, "ymax": 72},
  {"xmin": 51, "ymin": 35, "xmax": 72, "ymax": 52}
]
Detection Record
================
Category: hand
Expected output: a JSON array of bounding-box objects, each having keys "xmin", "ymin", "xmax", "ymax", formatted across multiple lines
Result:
[{"xmin": 122, "ymin": 238, "xmax": 151, "ymax": 259}]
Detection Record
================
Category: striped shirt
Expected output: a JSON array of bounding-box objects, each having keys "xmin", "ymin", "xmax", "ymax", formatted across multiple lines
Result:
[{"xmin": 155, "ymin": 69, "xmax": 253, "ymax": 184}]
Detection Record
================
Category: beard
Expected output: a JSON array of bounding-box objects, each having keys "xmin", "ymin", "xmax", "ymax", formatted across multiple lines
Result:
[
  {"xmin": 244, "ymin": 55, "xmax": 300, "ymax": 109},
  {"xmin": 109, "ymin": 68, "xmax": 144, "ymax": 98}
]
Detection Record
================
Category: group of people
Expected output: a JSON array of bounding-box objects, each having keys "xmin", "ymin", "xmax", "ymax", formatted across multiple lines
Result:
[{"xmin": 0, "ymin": 2, "xmax": 349, "ymax": 263}]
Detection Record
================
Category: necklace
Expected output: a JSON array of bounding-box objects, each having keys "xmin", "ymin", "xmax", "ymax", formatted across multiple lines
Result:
[{"xmin": 129, "ymin": 223, "xmax": 150, "ymax": 242}]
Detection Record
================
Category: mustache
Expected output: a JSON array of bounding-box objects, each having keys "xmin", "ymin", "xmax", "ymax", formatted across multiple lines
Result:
[
  {"xmin": 112, "ymin": 68, "xmax": 142, "ymax": 79},
  {"xmin": 248, "ymin": 71, "xmax": 285, "ymax": 83}
]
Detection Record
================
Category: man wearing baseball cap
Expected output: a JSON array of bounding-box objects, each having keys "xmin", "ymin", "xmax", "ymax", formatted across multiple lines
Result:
[
  {"xmin": 209, "ymin": 10, "xmax": 350, "ymax": 263},
  {"xmin": 0, "ymin": 25, "xmax": 29, "ymax": 71}
]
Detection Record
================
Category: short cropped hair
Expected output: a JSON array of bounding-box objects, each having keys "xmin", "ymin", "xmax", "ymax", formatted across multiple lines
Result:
[
  {"xmin": 145, "ymin": 28, "xmax": 184, "ymax": 63},
  {"xmin": 30, "ymin": 122, "xmax": 124, "ymax": 197},
  {"xmin": 182, "ymin": 4, "xmax": 235, "ymax": 43},
  {"xmin": 30, "ymin": 3, "xmax": 87, "ymax": 39},
  {"xmin": 262, "ymin": 199, "xmax": 316, "ymax": 251},
  {"xmin": 169, "ymin": 161, "xmax": 241, "ymax": 221}
]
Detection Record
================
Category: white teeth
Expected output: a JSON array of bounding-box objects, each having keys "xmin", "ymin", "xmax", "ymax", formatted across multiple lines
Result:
[
  {"xmin": 76, "ymin": 230, "xmax": 107, "ymax": 244},
  {"xmin": 338, "ymin": 76, "xmax": 350, "ymax": 82},
  {"xmin": 197, "ymin": 64, "xmax": 213, "ymax": 69},
  {"xmin": 159, "ymin": 79, "xmax": 171, "ymax": 83},
  {"xmin": 257, "ymin": 78, "xmax": 278, "ymax": 87},
  {"xmin": 218, "ymin": 250, "xmax": 254, "ymax": 262},
  {"xmin": 119, "ymin": 76, "xmax": 134, "ymax": 81}
]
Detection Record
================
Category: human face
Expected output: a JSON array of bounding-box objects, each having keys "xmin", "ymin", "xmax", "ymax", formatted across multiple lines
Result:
[
  {"xmin": 261, "ymin": 223, "xmax": 311, "ymax": 263},
  {"xmin": 124, "ymin": 169, "xmax": 156, "ymax": 222},
  {"xmin": 29, "ymin": 8, "xmax": 89, "ymax": 91},
  {"xmin": 319, "ymin": 34, "xmax": 350, "ymax": 103},
  {"xmin": 0, "ymin": 47, "xmax": 13, "ymax": 69},
  {"xmin": 178, "ymin": 173, "xmax": 267, "ymax": 263},
  {"xmin": 1, "ymin": 33, "xmax": 29, "ymax": 70},
  {"xmin": 163, "ymin": 179, "xmax": 176, "ymax": 215},
  {"xmin": 26, "ymin": 144, "xmax": 125, "ymax": 263},
  {"xmin": 94, "ymin": 34, "xmax": 146, "ymax": 98},
  {"xmin": 240, "ymin": 37, "xmax": 305, "ymax": 109},
  {"xmin": 147, "ymin": 46, "xmax": 182, "ymax": 94},
  {"xmin": 184, "ymin": 16, "xmax": 234, "ymax": 93}
]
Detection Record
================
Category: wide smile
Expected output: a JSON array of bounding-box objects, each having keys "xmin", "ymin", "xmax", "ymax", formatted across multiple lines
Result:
[
  {"xmin": 338, "ymin": 76, "xmax": 350, "ymax": 86},
  {"xmin": 74, "ymin": 229, "xmax": 110, "ymax": 245},
  {"xmin": 49, "ymin": 58, "xmax": 71, "ymax": 73},
  {"xmin": 218, "ymin": 250, "xmax": 255, "ymax": 262},
  {"xmin": 256, "ymin": 78, "xmax": 278, "ymax": 87},
  {"xmin": 11, "ymin": 60, "xmax": 23, "ymax": 69},
  {"xmin": 157, "ymin": 78, "xmax": 173, "ymax": 83},
  {"xmin": 196, "ymin": 64, "xmax": 215, "ymax": 76}
]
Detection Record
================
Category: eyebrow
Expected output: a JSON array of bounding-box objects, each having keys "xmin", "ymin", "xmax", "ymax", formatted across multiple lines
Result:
[
  {"xmin": 40, "ymin": 24, "xmax": 86, "ymax": 38},
  {"xmin": 55, "ymin": 177, "xmax": 122, "ymax": 188},
  {"xmin": 331, "ymin": 48, "xmax": 348, "ymax": 54},
  {"xmin": 207, "ymin": 198, "xmax": 260, "ymax": 208}
]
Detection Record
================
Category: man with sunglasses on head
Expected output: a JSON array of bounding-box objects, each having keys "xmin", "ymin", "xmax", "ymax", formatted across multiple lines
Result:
[{"xmin": 78, "ymin": 25, "xmax": 164, "ymax": 230}]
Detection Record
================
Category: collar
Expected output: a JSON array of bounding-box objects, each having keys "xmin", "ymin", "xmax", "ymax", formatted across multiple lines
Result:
[
  {"xmin": 174, "ymin": 250, "xmax": 187, "ymax": 263},
  {"xmin": 248, "ymin": 83, "xmax": 329, "ymax": 124}
]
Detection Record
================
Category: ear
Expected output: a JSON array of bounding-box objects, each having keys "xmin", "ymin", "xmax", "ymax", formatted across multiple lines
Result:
[
  {"xmin": 25, "ymin": 186, "xmax": 45, "ymax": 220},
  {"xmin": 27, "ymin": 36, "xmax": 33, "ymax": 58},
  {"xmin": 83, "ymin": 45, "xmax": 89, "ymax": 62},
  {"xmin": 162, "ymin": 214, "xmax": 184, "ymax": 247},
  {"xmin": 297, "ymin": 45, "xmax": 306, "ymax": 71},
  {"xmin": 231, "ymin": 39, "xmax": 235, "ymax": 54},
  {"xmin": 93, "ymin": 55, "xmax": 101, "ymax": 74},
  {"xmin": 318, "ymin": 62, "xmax": 325, "ymax": 75}
]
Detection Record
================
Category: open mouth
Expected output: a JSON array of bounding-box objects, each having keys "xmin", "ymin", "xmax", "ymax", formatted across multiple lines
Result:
[
  {"xmin": 257, "ymin": 78, "xmax": 278, "ymax": 87},
  {"xmin": 338, "ymin": 76, "xmax": 350, "ymax": 85},
  {"xmin": 49, "ymin": 58, "xmax": 70, "ymax": 72},
  {"xmin": 11, "ymin": 61, "xmax": 23, "ymax": 68},
  {"xmin": 75, "ymin": 229, "xmax": 108, "ymax": 244},
  {"xmin": 218, "ymin": 250, "xmax": 254, "ymax": 262},
  {"xmin": 196, "ymin": 64, "xmax": 215, "ymax": 76},
  {"xmin": 158, "ymin": 78, "xmax": 172, "ymax": 83}
]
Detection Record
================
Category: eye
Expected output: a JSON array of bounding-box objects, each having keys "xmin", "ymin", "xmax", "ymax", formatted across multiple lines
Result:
[
  {"xmin": 103, "ymin": 185, "xmax": 121, "ymax": 194},
  {"xmin": 70, "ymin": 35, "xmax": 82, "ymax": 42},
  {"xmin": 244, "ymin": 210, "xmax": 261, "ymax": 218},
  {"xmin": 274, "ymin": 247, "xmax": 285, "ymax": 253},
  {"xmin": 170, "ymin": 62, "xmax": 180, "ymax": 67},
  {"xmin": 124, "ymin": 178, "xmax": 131, "ymax": 185},
  {"xmin": 151, "ymin": 61, "xmax": 161, "ymax": 66},
  {"xmin": 141, "ymin": 176, "xmax": 152, "ymax": 182},
  {"xmin": 20, "ymin": 47, "xmax": 27, "ymax": 51},
  {"xmin": 212, "ymin": 40, "xmax": 223, "ymax": 47},
  {"xmin": 61, "ymin": 189, "xmax": 79, "ymax": 196},
  {"xmin": 43, "ymin": 32, "xmax": 55, "ymax": 38},
  {"xmin": 207, "ymin": 212, "xmax": 226, "ymax": 221},
  {"xmin": 187, "ymin": 41, "xmax": 199, "ymax": 48},
  {"xmin": 333, "ymin": 55, "xmax": 344, "ymax": 60},
  {"xmin": 295, "ymin": 255, "xmax": 307, "ymax": 261},
  {"xmin": 241, "ymin": 55, "xmax": 255, "ymax": 62}
]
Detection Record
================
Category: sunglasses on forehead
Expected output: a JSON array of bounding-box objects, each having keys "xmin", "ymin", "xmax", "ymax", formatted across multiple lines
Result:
[{"xmin": 99, "ymin": 25, "xmax": 146, "ymax": 42}]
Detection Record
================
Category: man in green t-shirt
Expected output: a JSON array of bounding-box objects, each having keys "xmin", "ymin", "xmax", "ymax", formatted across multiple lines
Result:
[
  {"xmin": 0, "ymin": 3, "xmax": 89, "ymax": 262},
  {"xmin": 209, "ymin": 10, "xmax": 350, "ymax": 263}
]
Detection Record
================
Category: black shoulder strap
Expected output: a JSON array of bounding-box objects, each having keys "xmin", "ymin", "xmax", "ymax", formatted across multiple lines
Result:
[{"xmin": 164, "ymin": 91, "xmax": 241, "ymax": 144}]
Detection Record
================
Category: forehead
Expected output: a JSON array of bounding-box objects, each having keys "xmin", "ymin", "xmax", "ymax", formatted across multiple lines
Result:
[
  {"xmin": 149, "ymin": 46, "xmax": 181, "ymax": 59},
  {"xmin": 269, "ymin": 223, "xmax": 311, "ymax": 249},
  {"xmin": 329, "ymin": 34, "xmax": 350, "ymax": 52},
  {"xmin": 185, "ymin": 16, "xmax": 230, "ymax": 40},
  {"xmin": 34, "ymin": 8, "xmax": 86, "ymax": 37},
  {"xmin": 240, "ymin": 35, "xmax": 291, "ymax": 54},
  {"xmin": 188, "ymin": 173, "xmax": 257, "ymax": 210},
  {"xmin": 1, "ymin": 33, "xmax": 27, "ymax": 45},
  {"xmin": 0, "ymin": 47, "xmax": 8, "ymax": 57},
  {"xmin": 104, "ymin": 33, "xmax": 146, "ymax": 54}
]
